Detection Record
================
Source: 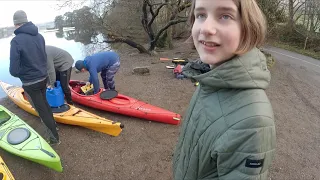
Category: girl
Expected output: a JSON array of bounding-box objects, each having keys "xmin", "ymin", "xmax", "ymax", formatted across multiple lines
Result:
[{"xmin": 173, "ymin": 0, "xmax": 276, "ymax": 179}]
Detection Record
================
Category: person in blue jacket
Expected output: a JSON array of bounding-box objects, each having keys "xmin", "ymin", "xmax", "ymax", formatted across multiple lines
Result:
[
  {"xmin": 75, "ymin": 51, "xmax": 120, "ymax": 94},
  {"xmin": 9, "ymin": 10, "xmax": 59, "ymax": 145}
]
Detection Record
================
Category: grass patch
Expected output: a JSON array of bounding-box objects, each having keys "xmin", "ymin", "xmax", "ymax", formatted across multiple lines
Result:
[
  {"xmin": 261, "ymin": 50, "xmax": 276, "ymax": 69},
  {"xmin": 268, "ymin": 41, "xmax": 320, "ymax": 60}
]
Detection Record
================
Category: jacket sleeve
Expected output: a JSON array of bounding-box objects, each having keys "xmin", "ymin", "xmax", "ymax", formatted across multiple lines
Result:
[
  {"xmin": 9, "ymin": 40, "xmax": 21, "ymax": 77},
  {"xmin": 88, "ymin": 76, "xmax": 92, "ymax": 84},
  {"xmin": 47, "ymin": 55, "xmax": 56, "ymax": 87},
  {"xmin": 89, "ymin": 68, "xmax": 100, "ymax": 94},
  {"xmin": 213, "ymin": 116, "xmax": 276, "ymax": 180}
]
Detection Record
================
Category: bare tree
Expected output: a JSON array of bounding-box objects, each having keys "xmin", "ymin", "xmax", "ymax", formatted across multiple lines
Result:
[
  {"xmin": 63, "ymin": 0, "xmax": 192, "ymax": 53},
  {"xmin": 287, "ymin": 0, "xmax": 306, "ymax": 26},
  {"xmin": 55, "ymin": 0, "xmax": 88, "ymax": 11},
  {"xmin": 256, "ymin": 0, "xmax": 286, "ymax": 29},
  {"xmin": 56, "ymin": 0, "xmax": 150, "ymax": 54},
  {"xmin": 99, "ymin": 0, "xmax": 150, "ymax": 54},
  {"xmin": 141, "ymin": 0, "xmax": 191, "ymax": 51}
]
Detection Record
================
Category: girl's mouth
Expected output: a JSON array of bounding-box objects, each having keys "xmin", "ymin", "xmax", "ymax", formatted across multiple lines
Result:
[
  {"xmin": 200, "ymin": 41, "xmax": 220, "ymax": 47},
  {"xmin": 200, "ymin": 41, "xmax": 220, "ymax": 51}
]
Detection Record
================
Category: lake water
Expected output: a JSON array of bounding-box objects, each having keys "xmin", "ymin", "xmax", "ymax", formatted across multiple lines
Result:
[{"xmin": 0, "ymin": 30, "xmax": 109, "ymax": 98}]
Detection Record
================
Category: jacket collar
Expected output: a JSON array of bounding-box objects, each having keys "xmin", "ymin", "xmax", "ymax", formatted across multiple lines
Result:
[{"xmin": 183, "ymin": 48, "xmax": 271, "ymax": 92}]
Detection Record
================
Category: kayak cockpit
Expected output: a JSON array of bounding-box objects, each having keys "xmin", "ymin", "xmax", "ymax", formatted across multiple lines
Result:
[
  {"xmin": 51, "ymin": 104, "xmax": 71, "ymax": 113},
  {"xmin": 70, "ymin": 81, "xmax": 132, "ymax": 104},
  {"xmin": 0, "ymin": 110, "xmax": 11, "ymax": 126},
  {"xmin": 22, "ymin": 92, "xmax": 71, "ymax": 113},
  {"xmin": 0, "ymin": 109, "xmax": 32, "ymax": 145},
  {"xmin": 69, "ymin": 81, "xmax": 103, "ymax": 96},
  {"xmin": 7, "ymin": 128, "xmax": 31, "ymax": 145}
]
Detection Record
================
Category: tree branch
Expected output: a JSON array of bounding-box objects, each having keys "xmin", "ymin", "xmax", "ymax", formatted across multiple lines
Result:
[
  {"xmin": 148, "ymin": 3, "xmax": 168, "ymax": 27},
  {"xmin": 153, "ymin": 18, "xmax": 187, "ymax": 44},
  {"xmin": 170, "ymin": 2, "xmax": 191, "ymax": 20},
  {"xmin": 294, "ymin": 13, "xmax": 303, "ymax": 22},
  {"xmin": 177, "ymin": 15, "xmax": 188, "ymax": 19},
  {"xmin": 55, "ymin": 0, "xmax": 87, "ymax": 11},
  {"xmin": 293, "ymin": 2, "xmax": 305, "ymax": 16},
  {"xmin": 145, "ymin": 0, "xmax": 155, "ymax": 16},
  {"xmin": 55, "ymin": 0, "xmax": 72, "ymax": 10},
  {"xmin": 150, "ymin": 2, "xmax": 167, "ymax": 6},
  {"xmin": 104, "ymin": 33, "xmax": 150, "ymax": 54},
  {"xmin": 293, "ymin": 0, "xmax": 305, "ymax": 9},
  {"xmin": 142, "ymin": 0, "xmax": 149, "ymax": 33},
  {"xmin": 177, "ymin": 2, "xmax": 192, "ymax": 13}
]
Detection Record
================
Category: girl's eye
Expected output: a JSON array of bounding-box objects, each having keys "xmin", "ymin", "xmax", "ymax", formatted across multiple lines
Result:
[
  {"xmin": 195, "ymin": 13, "xmax": 206, "ymax": 19},
  {"xmin": 221, "ymin": 15, "xmax": 231, "ymax": 20}
]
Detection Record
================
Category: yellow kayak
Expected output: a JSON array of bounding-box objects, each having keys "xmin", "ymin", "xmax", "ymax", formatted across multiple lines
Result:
[
  {"xmin": 0, "ymin": 156, "xmax": 15, "ymax": 180},
  {"xmin": 0, "ymin": 81, "xmax": 124, "ymax": 137}
]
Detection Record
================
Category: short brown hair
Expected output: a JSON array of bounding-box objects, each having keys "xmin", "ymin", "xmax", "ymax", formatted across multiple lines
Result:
[{"xmin": 188, "ymin": 0, "xmax": 267, "ymax": 55}]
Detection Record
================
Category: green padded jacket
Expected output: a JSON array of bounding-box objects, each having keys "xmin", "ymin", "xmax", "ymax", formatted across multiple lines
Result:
[{"xmin": 173, "ymin": 48, "xmax": 276, "ymax": 180}]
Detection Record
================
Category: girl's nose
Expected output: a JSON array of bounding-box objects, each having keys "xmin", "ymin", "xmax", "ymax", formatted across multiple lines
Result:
[{"xmin": 200, "ymin": 18, "xmax": 217, "ymax": 35}]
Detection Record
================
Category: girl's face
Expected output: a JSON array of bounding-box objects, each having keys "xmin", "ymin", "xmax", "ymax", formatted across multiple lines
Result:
[{"xmin": 192, "ymin": 0, "xmax": 241, "ymax": 65}]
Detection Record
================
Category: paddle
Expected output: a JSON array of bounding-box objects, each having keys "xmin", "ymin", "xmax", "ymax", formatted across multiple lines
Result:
[
  {"xmin": 160, "ymin": 57, "xmax": 186, "ymax": 61},
  {"xmin": 100, "ymin": 90, "xmax": 118, "ymax": 100},
  {"xmin": 160, "ymin": 57, "xmax": 189, "ymax": 65}
]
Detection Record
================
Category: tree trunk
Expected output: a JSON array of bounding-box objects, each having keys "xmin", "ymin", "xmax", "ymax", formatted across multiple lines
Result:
[
  {"xmin": 288, "ymin": 0, "xmax": 294, "ymax": 32},
  {"xmin": 304, "ymin": 36, "xmax": 308, "ymax": 50},
  {"xmin": 303, "ymin": 0, "xmax": 307, "ymax": 26},
  {"xmin": 149, "ymin": 40, "xmax": 157, "ymax": 52},
  {"xmin": 306, "ymin": 0, "xmax": 311, "ymax": 31},
  {"xmin": 165, "ymin": 0, "xmax": 173, "ymax": 49},
  {"xmin": 304, "ymin": 0, "xmax": 312, "ymax": 50},
  {"xmin": 104, "ymin": 34, "xmax": 150, "ymax": 54},
  {"xmin": 309, "ymin": 0, "xmax": 315, "ymax": 33}
]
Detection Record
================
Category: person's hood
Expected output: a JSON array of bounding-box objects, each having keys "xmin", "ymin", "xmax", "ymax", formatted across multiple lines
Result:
[
  {"xmin": 183, "ymin": 48, "xmax": 271, "ymax": 91},
  {"xmin": 14, "ymin": 22, "xmax": 38, "ymax": 36}
]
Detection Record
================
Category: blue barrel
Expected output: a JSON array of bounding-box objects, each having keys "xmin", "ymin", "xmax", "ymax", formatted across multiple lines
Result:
[{"xmin": 46, "ymin": 81, "xmax": 65, "ymax": 107}]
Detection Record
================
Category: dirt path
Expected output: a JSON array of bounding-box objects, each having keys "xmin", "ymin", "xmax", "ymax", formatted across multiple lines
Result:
[
  {"xmin": 267, "ymin": 60, "xmax": 320, "ymax": 180},
  {"xmin": 0, "ymin": 41, "xmax": 319, "ymax": 179}
]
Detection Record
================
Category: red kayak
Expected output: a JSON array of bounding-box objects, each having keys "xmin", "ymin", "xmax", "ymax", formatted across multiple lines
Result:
[{"xmin": 69, "ymin": 80, "xmax": 181, "ymax": 125}]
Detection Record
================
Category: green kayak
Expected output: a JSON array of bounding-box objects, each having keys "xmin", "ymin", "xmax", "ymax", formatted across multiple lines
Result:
[{"xmin": 0, "ymin": 105, "xmax": 62, "ymax": 172}]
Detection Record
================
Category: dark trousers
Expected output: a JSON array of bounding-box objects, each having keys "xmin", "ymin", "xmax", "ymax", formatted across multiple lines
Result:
[
  {"xmin": 23, "ymin": 79, "xmax": 59, "ymax": 141},
  {"xmin": 56, "ymin": 67, "xmax": 72, "ymax": 103}
]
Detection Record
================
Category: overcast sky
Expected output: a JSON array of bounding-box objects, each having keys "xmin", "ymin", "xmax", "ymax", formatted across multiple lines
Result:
[{"xmin": 0, "ymin": 1, "xmax": 73, "ymax": 27}]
